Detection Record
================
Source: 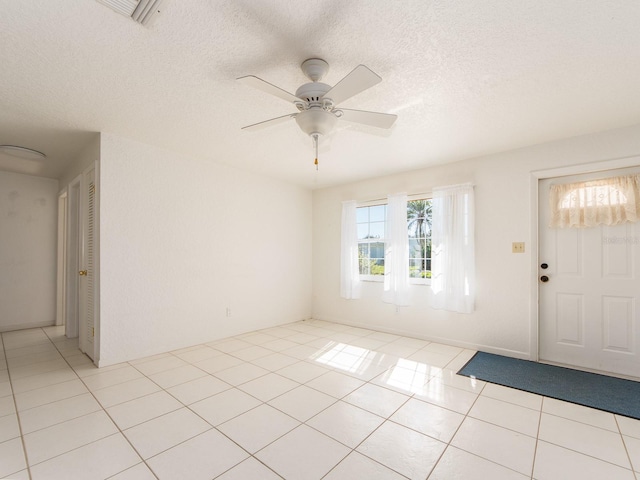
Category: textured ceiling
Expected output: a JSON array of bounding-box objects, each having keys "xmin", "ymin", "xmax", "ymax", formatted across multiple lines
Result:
[{"xmin": 1, "ymin": 1, "xmax": 640, "ymax": 188}]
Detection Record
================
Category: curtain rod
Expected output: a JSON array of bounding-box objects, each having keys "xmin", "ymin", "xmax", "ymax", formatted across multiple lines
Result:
[{"xmin": 357, "ymin": 192, "xmax": 432, "ymax": 205}]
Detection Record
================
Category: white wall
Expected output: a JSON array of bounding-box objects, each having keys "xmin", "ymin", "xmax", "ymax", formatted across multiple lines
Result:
[
  {"xmin": 0, "ymin": 171, "xmax": 58, "ymax": 331},
  {"xmin": 58, "ymin": 134, "xmax": 101, "ymax": 190},
  {"xmin": 98, "ymin": 133, "xmax": 312, "ymax": 366},
  {"xmin": 312, "ymin": 123, "xmax": 640, "ymax": 358}
]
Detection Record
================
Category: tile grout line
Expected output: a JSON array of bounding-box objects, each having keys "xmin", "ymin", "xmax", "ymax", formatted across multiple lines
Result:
[
  {"xmin": 40, "ymin": 327, "xmax": 161, "ymax": 480},
  {"xmin": 1, "ymin": 330, "xmax": 34, "ymax": 480}
]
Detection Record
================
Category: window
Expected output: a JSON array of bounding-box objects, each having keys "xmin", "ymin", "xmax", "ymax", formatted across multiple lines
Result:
[
  {"xmin": 357, "ymin": 204, "xmax": 386, "ymax": 277},
  {"xmin": 407, "ymin": 199, "xmax": 432, "ymax": 281},
  {"xmin": 356, "ymin": 198, "xmax": 432, "ymax": 282}
]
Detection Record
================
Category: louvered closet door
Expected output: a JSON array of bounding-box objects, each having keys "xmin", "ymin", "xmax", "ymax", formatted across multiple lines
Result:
[{"xmin": 79, "ymin": 166, "xmax": 96, "ymax": 360}]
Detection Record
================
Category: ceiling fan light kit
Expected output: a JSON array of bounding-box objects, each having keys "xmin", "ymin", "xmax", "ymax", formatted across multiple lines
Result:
[
  {"xmin": 0, "ymin": 145, "xmax": 47, "ymax": 160},
  {"xmin": 238, "ymin": 58, "xmax": 397, "ymax": 169}
]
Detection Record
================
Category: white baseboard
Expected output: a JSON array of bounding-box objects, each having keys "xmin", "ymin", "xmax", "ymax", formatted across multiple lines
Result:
[
  {"xmin": 0, "ymin": 321, "xmax": 56, "ymax": 333},
  {"xmin": 310, "ymin": 315, "xmax": 532, "ymax": 360}
]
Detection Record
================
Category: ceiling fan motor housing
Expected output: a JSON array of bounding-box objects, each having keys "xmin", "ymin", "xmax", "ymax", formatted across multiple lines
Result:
[{"xmin": 295, "ymin": 82, "xmax": 331, "ymax": 104}]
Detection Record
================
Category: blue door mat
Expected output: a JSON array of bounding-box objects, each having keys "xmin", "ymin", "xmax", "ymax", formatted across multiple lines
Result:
[{"xmin": 457, "ymin": 351, "xmax": 640, "ymax": 420}]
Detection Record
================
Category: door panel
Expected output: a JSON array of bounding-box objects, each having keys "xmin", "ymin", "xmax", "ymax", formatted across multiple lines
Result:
[
  {"xmin": 79, "ymin": 166, "xmax": 96, "ymax": 360},
  {"xmin": 539, "ymin": 167, "xmax": 640, "ymax": 377}
]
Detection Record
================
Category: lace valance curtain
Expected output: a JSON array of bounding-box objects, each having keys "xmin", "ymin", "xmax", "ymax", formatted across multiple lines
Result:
[{"xmin": 549, "ymin": 174, "xmax": 640, "ymax": 228}]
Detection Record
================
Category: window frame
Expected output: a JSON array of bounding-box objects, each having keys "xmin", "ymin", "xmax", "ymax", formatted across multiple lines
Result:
[{"xmin": 355, "ymin": 195, "xmax": 433, "ymax": 285}]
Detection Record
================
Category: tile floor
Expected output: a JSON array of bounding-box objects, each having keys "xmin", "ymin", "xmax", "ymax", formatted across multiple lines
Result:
[{"xmin": 1, "ymin": 319, "xmax": 639, "ymax": 479}]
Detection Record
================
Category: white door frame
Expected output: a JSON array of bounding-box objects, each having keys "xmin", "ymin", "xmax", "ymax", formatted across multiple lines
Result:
[
  {"xmin": 529, "ymin": 154, "xmax": 640, "ymax": 362},
  {"xmin": 64, "ymin": 175, "xmax": 82, "ymax": 339},
  {"xmin": 56, "ymin": 189, "xmax": 68, "ymax": 327}
]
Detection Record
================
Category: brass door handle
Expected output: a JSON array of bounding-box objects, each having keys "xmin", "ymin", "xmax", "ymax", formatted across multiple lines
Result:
[{"xmin": 79, "ymin": 270, "xmax": 88, "ymax": 276}]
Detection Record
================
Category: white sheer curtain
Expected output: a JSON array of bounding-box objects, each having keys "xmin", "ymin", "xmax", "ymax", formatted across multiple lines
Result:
[
  {"xmin": 549, "ymin": 174, "xmax": 640, "ymax": 228},
  {"xmin": 382, "ymin": 193, "xmax": 410, "ymax": 306},
  {"xmin": 340, "ymin": 200, "xmax": 361, "ymax": 299},
  {"xmin": 431, "ymin": 183, "xmax": 475, "ymax": 313}
]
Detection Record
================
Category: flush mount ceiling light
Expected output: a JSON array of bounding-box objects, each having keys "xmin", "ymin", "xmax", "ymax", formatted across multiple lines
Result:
[
  {"xmin": 0, "ymin": 145, "xmax": 47, "ymax": 160},
  {"xmin": 94, "ymin": 0, "xmax": 164, "ymax": 26}
]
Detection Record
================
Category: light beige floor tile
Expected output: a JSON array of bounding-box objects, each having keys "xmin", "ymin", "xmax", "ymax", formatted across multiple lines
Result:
[
  {"xmin": 0, "ymin": 382, "xmax": 11, "ymax": 398},
  {"xmin": 371, "ymin": 361, "xmax": 433, "ymax": 395},
  {"xmin": 1, "ymin": 468, "xmax": 29, "ymax": 479},
  {"xmin": 308, "ymin": 401, "xmax": 385, "ymax": 448},
  {"xmin": 148, "ymin": 364, "xmax": 207, "ymax": 389},
  {"xmin": 146, "ymin": 429, "xmax": 248, "ymax": 480},
  {"xmin": 415, "ymin": 380, "xmax": 479, "ymax": 414},
  {"xmin": 229, "ymin": 345, "xmax": 273, "ymax": 362},
  {"xmin": 623, "ymin": 435, "xmax": 640, "ymax": 473},
  {"xmin": 23, "ymin": 410, "xmax": 118, "ymax": 465},
  {"xmin": 256, "ymin": 425, "xmax": 350, "ymax": 480},
  {"xmin": 189, "ymin": 388, "xmax": 261, "ymax": 426},
  {"xmin": 107, "ymin": 391, "xmax": 183, "ymax": 430},
  {"xmin": 0, "ymin": 396, "xmax": 15, "ymax": 417},
  {"xmin": 5, "ymin": 343, "xmax": 58, "ymax": 360},
  {"xmin": 10, "ymin": 368, "xmax": 77, "ymax": 394},
  {"xmin": 446, "ymin": 349, "xmax": 478, "ymax": 372},
  {"xmin": 469, "ymin": 395, "xmax": 540, "ymax": 437},
  {"xmin": 133, "ymin": 355, "xmax": 188, "ymax": 376},
  {"xmin": 306, "ymin": 370, "xmax": 366, "ymax": 399},
  {"xmin": 218, "ymin": 404, "xmax": 299, "ymax": 453},
  {"xmin": 451, "ymin": 417, "xmax": 536, "ymax": 475},
  {"xmin": 6, "ymin": 350, "xmax": 62, "ymax": 368},
  {"xmin": 92, "ymin": 377, "xmax": 161, "ymax": 408},
  {"xmin": 324, "ymin": 451, "xmax": 406, "ymax": 479},
  {"xmin": 210, "ymin": 338, "xmax": 253, "ymax": 354},
  {"xmin": 391, "ymin": 397, "xmax": 465, "ymax": 442},
  {"xmin": 409, "ymin": 348, "xmax": 457, "ymax": 368},
  {"xmin": 9, "ymin": 358, "xmax": 69, "ymax": 379},
  {"xmin": 14, "ymin": 378, "xmax": 88, "ymax": 412},
  {"xmin": 123, "ymin": 408, "xmax": 211, "ymax": 459},
  {"xmin": 357, "ymin": 421, "xmax": 446, "ymax": 479},
  {"xmin": 539, "ymin": 413, "xmax": 630, "ymax": 468},
  {"xmin": 344, "ymin": 383, "xmax": 410, "ymax": 418},
  {"xmin": 29, "ymin": 433, "xmax": 140, "ymax": 480},
  {"xmin": 108, "ymin": 462, "xmax": 157, "ymax": 480},
  {"xmin": 249, "ymin": 352, "xmax": 299, "ymax": 371},
  {"xmin": 434, "ymin": 368, "xmax": 486, "ymax": 393},
  {"xmin": 194, "ymin": 354, "xmax": 243, "ymax": 374},
  {"xmin": 81, "ymin": 365, "xmax": 144, "ymax": 391},
  {"xmin": 166, "ymin": 375, "xmax": 231, "ymax": 405},
  {"xmin": 542, "ymin": 397, "xmax": 618, "ymax": 431},
  {"xmin": 261, "ymin": 338, "xmax": 299, "ymax": 352},
  {"xmin": 128, "ymin": 353, "xmax": 171, "ymax": 366},
  {"xmin": 618, "ymin": 415, "xmax": 640, "ymax": 439},
  {"xmin": 237, "ymin": 372, "xmax": 299, "ymax": 402},
  {"xmin": 238, "ymin": 332, "xmax": 279, "ymax": 346},
  {"xmin": 276, "ymin": 360, "xmax": 329, "ymax": 383},
  {"xmin": 430, "ymin": 445, "xmax": 529, "ymax": 480},
  {"xmin": 481, "ymin": 383, "xmax": 542, "ymax": 410},
  {"xmin": 533, "ymin": 440, "xmax": 635, "ymax": 480},
  {"xmin": 173, "ymin": 346, "xmax": 222, "ymax": 364},
  {"xmin": 213, "ymin": 362, "xmax": 270, "ymax": 386},
  {"xmin": 268, "ymin": 385, "xmax": 336, "ymax": 422},
  {"xmin": 0, "ymin": 438, "xmax": 27, "ymax": 478},
  {"xmin": 216, "ymin": 457, "xmax": 281, "ymax": 480},
  {"xmin": 19, "ymin": 392, "xmax": 101, "ymax": 434},
  {"xmin": 0, "ymin": 414, "xmax": 20, "ymax": 443}
]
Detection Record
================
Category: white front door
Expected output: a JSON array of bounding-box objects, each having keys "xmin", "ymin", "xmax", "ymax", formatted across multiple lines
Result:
[{"xmin": 539, "ymin": 167, "xmax": 640, "ymax": 377}]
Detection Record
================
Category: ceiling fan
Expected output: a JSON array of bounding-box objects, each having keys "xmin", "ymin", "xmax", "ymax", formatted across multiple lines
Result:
[{"xmin": 238, "ymin": 58, "xmax": 397, "ymax": 168}]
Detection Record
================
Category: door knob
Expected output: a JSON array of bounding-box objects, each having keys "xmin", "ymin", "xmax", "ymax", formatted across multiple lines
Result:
[
  {"xmin": 540, "ymin": 275, "xmax": 549, "ymax": 283},
  {"xmin": 79, "ymin": 270, "xmax": 87, "ymax": 276}
]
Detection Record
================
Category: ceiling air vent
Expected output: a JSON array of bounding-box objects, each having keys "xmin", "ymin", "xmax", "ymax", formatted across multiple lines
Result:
[{"xmin": 95, "ymin": 0, "xmax": 164, "ymax": 26}]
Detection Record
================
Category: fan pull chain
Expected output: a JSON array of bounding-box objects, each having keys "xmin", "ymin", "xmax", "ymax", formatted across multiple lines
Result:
[{"xmin": 312, "ymin": 133, "xmax": 319, "ymax": 170}]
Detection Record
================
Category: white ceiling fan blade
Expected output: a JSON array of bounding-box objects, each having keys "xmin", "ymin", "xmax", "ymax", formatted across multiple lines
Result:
[
  {"xmin": 237, "ymin": 75, "xmax": 300, "ymax": 103},
  {"xmin": 241, "ymin": 113, "xmax": 297, "ymax": 131},
  {"xmin": 339, "ymin": 108, "xmax": 397, "ymax": 129},
  {"xmin": 323, "ymin": 65, "xmax": 382, "ymax": 105}
]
